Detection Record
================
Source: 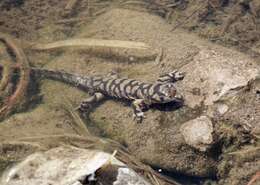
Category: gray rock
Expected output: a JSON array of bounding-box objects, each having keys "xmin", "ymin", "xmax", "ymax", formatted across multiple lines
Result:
[{"xmin": 180, "ymin": 116, "xmax": 214, "ymax": 151}]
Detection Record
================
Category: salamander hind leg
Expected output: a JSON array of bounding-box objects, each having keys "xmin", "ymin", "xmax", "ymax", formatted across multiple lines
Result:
[
  {"xmin": 157, "ymin": 70, "xmax": 185, "ymax": 83},
  {"xmin": 132, "ymin": 99, "xmax": 149, "ymax": 123},
  {"xmin": 77, "ymin": 92, "xmax": 105, "ymax": 113}
]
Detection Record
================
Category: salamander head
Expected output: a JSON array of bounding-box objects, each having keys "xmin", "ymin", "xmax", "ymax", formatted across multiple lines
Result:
[{"xmin": 151, "ymin": 83, "xmax": 183, "ymax": 103}]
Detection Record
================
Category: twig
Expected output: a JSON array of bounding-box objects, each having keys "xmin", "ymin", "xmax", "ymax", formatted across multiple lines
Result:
[
  {"xmin": 120, "ymin": 1, "xmax": 149, "ymax": 7},
  {"xmin": 61, "ymin": 95, "xmax": 91, "ymax": 136},
  {"xmin": 56, "ymin": 17, "xmax": 88, "ymax": 24},
  {"xmin": 247, "ymin": 171, "xmax": 260, "ymax": 185},
  {"xmin": 171, "ymin": 3, "xmax": 205, "ymax": 32},
  {"xmin": 221, "ymin": 2, "xmax": 243, "ymax": 35},
  {"xmin": 227, "ymin": 147, "xmax": 260, "ymax": 156},
  {"xmin": 30, "ymin": 38, "xmax": 150, "ymax": 50},
  {"xmin": 148, "ymin": 173, "xmax": 161, "ymax": 185},
  {"xmin": 29, "ymin": 38, "xmax": 156, "ymax": 62},
  {"xmin": 65, "ymin": 0, "xmax": 79, "ymax": 12},
  {"xmin": 166, "ymin": 2, "xmax": 181, "ymax": 8},
  {"xmin": 0, "ymin": 32, "xmax": 30, "ymax": 120},
  {"xmin": 0, "ymin": 61, "xmax": 13, "ymax": 92},
  {"xmin": 16, "ymin": 134, "xmax": 95, "ymax": 142},
  {"xmin": 92, "ymin": 8, "xmax": 108, "ymax": 17},
  {"xmin": 86, "ymin": 0, "xmax": 92, "ymax": 16},
  {"xmin": 155, "ymin": 48, "xmax": 164, "ymax": 65}
]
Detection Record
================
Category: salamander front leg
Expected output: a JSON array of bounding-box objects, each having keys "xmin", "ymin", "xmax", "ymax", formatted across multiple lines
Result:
[
  {"xmin": 157, "ymin": 70, "xmax": 185, "ymax": 83},
  {"xmin": 77, "ymin": 92, "xmax": 105, "ymax": 112},
  {"xmin": 132, "ymin": 99, "xmax": 149, "ymax": 123}
]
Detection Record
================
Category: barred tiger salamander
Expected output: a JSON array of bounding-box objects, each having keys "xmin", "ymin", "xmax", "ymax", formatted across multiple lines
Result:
[{"xmin": 32, "ymin": 68, "xmax": 184, "ymax": 122}]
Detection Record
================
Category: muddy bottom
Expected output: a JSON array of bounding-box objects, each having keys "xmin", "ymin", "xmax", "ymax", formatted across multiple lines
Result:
[{"xmin": 0, "ymin": 1, "xmax": 259, "ymax": 185}]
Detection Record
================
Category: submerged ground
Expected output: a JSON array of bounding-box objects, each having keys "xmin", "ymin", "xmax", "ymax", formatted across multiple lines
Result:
[{"xmin": 0, "ymin": 1, "xmax": 259, "ymax": 185}]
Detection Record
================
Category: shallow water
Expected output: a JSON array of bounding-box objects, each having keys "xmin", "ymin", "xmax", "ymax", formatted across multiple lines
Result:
[{"xmin": 0, "ymin": 1, "xmax": 259, "ymax": 185}]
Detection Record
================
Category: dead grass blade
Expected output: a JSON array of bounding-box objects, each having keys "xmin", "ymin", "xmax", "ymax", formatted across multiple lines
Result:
[
  {"xmin": 61, "ymin": 95, "xmax": 91, "ymax": 136},
  {"xmin": 247, "ymin": 171, "xmax": 260, "ymax": 185}
]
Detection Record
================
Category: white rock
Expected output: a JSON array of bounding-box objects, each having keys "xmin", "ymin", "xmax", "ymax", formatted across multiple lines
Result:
[
  {"xmin": 115, "ymin": 168, "xmax": 150, "ymax": 185},
  {"xmin": 217, "ymin": 103, "xmax": 229, "ymax": 115},
  {"xmin": 180, "ymin": 49, "xmax": 259, "ymax": 108},
  {"xmin": 207, "ymin": 103, "xmax": 229, "ymax": 118},
  {"xmin": 1, "ymin": 146, "xmax": 151, "ymax": 185},
  {"xmin": 180, "ymin": 116, "xmax": 214, "ymax": 151}
]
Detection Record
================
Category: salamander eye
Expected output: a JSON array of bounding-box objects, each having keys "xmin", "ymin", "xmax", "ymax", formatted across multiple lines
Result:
[{"xmin": 160, "ymin": 96, "xmax": 165, "ymax": 101}]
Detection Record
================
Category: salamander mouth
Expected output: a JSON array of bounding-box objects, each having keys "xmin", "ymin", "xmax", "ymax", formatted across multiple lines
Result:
[{"xmin": 164, "ymin": 93, "xmax": 184, "ymax": 103}]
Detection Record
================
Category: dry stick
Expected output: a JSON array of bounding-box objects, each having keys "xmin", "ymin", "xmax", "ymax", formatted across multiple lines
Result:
[
  {"xmin": 17, "ymin": 134, "xmax": 103, "ymax": 152},
  {"xmin": 0, "ymin": 60, "xmax": 13, "ymax": 92},
  {"xmin": 247, "ymin": 171, "xmax": 260, "ymax": 185},
  {"xmin": 227, "ymin": 147, "xmax": 260, "ymax": 156},
  {"xmin": 166, "ymin": 2, "xmax": 181, "ymax": 8},
  {"xmin": 66, "ymin": 108, "xmax": 90, "ymax": 136},
  {"xmin": 16, "ymin": 134, "xmax": 126, "ymax": 153},
  {"xmin": 120, "ymin": 0, "xmax": 149, "ymax": 6},
  {"xmin": 87, "ymin": 0, "xmax": 92, "ymax": 16},
  {"xmin": 122, "ymin": 1, "xmax": 168, "ymax": 17},
  {"xmin": 155, "ymin": 48, "xmax": 164, "ymax": 65},
  {"xmin": 65, "ymin": 0, "xmax": 79, "ymax": 11},
  {"xmin": 56, "ymin": 17, "xmax": 89, "ymax": 24},
  {"xmin": 61, "ymin": 94, "xmax": 91, "ymax": 136},
  {"xmin": 92, "ymin": 8, "xmax": 108, "ymax": 17},
  {"xmin": 0, "ymin": 32, "xmax": 30, "ymax": 119},
  {"xmin": 30, "ymin": 38, "xmax": 156, "ymax": 62},
  {"xmin": 220, "ymin": 1, "xmax": 243, "ymax": 36},
  {"xmin": 31, "ymin": 38, "xmax": 150, "ymax": 51},
  {"xmin": 58, "ymin": 1, "xmax": 110, "ymax": 23},
  {"xmin": 17, "ymin": 134, "xmax": 96, "ymax": 142},
  {"xmin": 171, "ymin": 3, "xmax": 205, "ymax": 32}
]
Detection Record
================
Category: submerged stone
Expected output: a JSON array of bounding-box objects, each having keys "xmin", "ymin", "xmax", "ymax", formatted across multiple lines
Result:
[
  {"xmin": 1, "ymin": 146, "xmax": 151, "ymax": 185},
  {"xmin": 180, "ymin": 116, "xmax": 214, "ymax": 151}
]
